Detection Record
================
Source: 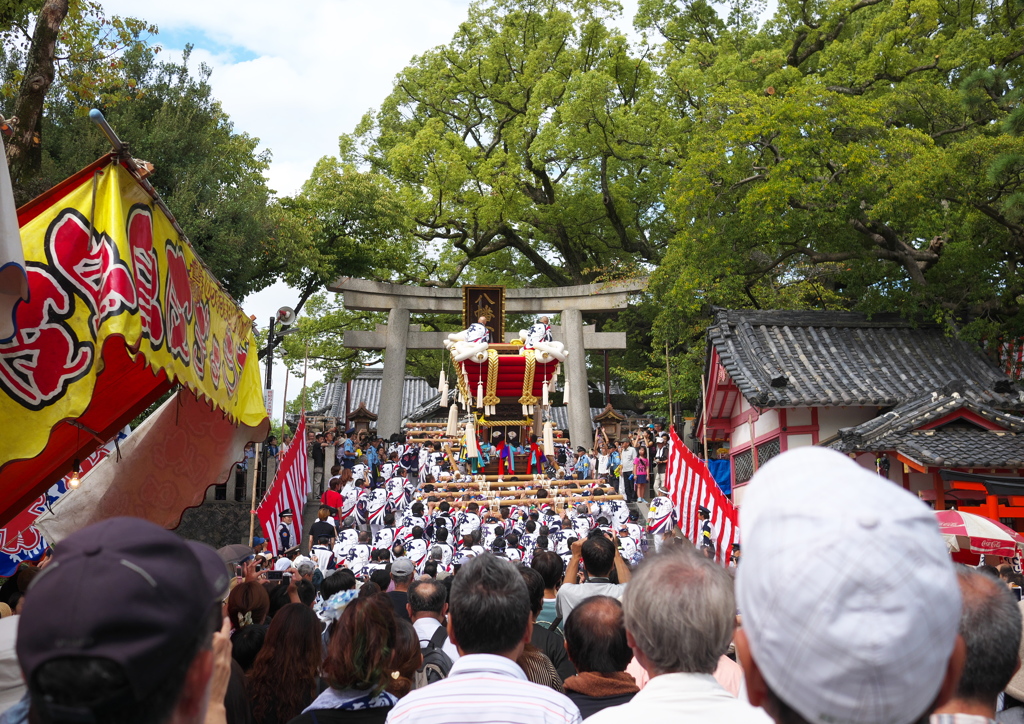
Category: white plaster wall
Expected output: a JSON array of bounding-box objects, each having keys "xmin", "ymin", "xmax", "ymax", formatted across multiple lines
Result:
[
  {"xmin": 739, "ymin": 396, "xmax": 750, "ymax": 413},
  {"xmin": 753, "ymin": 409, "xmax": 780, "ymax": 438},
  {"xmin": 733, "ymin": 483, "xmax": 748, "ymax": 506},
  {"xmin": 787, "ymin": 433, "xmax": 814, "ymax": 449},
  {"xmin": 732, "ymin": 422, "xmax": 751, "ymax": 449},
  {"xmin": 786, "ymin": 407, "xmax": 813, "ymax": 427},
  {"xmin": 816, "ymin": 407, "xmax": 880, "ymax": 441}
]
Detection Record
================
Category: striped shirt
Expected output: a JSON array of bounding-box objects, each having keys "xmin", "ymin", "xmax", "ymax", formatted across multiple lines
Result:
[{"xmin": 385, "ymin": 653, "xmax": 581, "ymax": 724}]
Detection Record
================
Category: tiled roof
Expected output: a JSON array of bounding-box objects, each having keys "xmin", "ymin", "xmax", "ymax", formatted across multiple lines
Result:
[
  {"xmin": 829, "ymin": 392, "xmax": 1024, "ymax": 468},
  {"xmin": 844, "ymin": 427, "xmax": 1024, "ymax": 469},
  {"xmin": 319, "ymin": 369, "xmax": 436, "ymax": 423},
  {"xmin": 708, "ymin": 309, "xmax": 1024, "ymax": 409}
]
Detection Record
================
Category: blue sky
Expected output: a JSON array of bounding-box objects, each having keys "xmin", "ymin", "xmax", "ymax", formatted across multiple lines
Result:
[{"xmin": 151, "ymin": 27, "xmax": 260, "ymax": 64}]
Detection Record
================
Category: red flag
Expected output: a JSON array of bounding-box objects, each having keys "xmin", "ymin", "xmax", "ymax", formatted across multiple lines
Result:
[
  {"xmin": 257, "ymin": 415, "xmax": 309, "ymax": 555},
  {"xmin": 666, "ymin": 426, "xmax": 738, "ymax": 565}
]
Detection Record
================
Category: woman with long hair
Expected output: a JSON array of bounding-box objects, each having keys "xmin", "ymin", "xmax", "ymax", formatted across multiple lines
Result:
[
  {"xmin": 248, "ymin": 603, "xmax": 324, "ymax": 724},
  {"xmin": 289, "ymin": 594, "xmax": 400, "ymax": 723},
  {"xmin": 387, "ymin": 620, "xmax": 422, "ymax": 698}
]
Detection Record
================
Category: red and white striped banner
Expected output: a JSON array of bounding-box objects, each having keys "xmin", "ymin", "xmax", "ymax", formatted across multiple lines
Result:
[
  {"xmin": 667, "ymin": 426, "xmax": 739, "ymax": 565},
  {"xmin": 257, "ymin": 415, "xmax": 309, "ymax": 555}
]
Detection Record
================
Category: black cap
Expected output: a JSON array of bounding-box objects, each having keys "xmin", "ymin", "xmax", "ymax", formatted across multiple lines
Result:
[
  {"xmin": 698, "ymin": 506, "xmax": 711, "ymax": 516},
  {"xmin": 280, "ymin": 509, "xmax": 293, "ymax": 517},
  {"xmin": 18, "ymin": 517, "xmax": 230, "ymax": 702}
]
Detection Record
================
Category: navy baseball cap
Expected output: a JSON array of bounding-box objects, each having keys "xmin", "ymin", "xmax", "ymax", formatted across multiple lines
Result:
[{"xmin": 18, "ymin": 517, "xmax": 230, "ymax": 702}]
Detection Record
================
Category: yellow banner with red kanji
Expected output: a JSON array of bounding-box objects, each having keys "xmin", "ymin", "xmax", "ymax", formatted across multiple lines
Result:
[{"xmin": 0, "ymin": 158, "xmax": 266, "ymax": 465}]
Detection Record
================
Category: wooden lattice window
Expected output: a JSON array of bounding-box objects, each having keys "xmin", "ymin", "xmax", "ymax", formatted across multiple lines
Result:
[
  {"xmin": 734, "ymin": 449, "xmax": 754, "ymax": 484},
  {"xmin": 756, "ymin": 438, "xmax": 781, "ymax": 468}
]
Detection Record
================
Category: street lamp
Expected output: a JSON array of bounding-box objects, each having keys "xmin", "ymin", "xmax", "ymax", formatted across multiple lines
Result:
[{"xmin": 255, "ymin": 307, "xmax": 299, "ymax": 499}]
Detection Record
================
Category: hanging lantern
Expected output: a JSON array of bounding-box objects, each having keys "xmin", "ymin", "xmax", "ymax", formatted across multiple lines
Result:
[{"xmin": 68, "ymin": 458, "xmax": 81, "ymax": 489}]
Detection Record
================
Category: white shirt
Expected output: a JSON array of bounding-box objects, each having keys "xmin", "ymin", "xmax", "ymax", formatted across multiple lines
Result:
[
  {"xmin": 385, "ymin": 653, "xmax": 581, "ymax": 724},
  {"xmin": 556, "ymin": 580, "xmax": 628, "ymax": 622},
  {"xmin": 411, "ymin": 616, "xmax": 461, "ymax": 664},
  {"xmin": 584, "ymin": 672, "xmax": 772, "ymax": 724},
  {"xmin": 620, "ymin": 446, "xmax": 637, "ymax": 472}
]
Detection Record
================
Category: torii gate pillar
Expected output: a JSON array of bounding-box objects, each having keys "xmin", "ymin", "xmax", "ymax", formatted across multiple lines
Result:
[
  {"xmin": 560, "ymin": 308, "xmax": 591, "ymax": 450},
  {"xmin": 379, "ymin": 306, "xmax": 410, "ymax": 442}
]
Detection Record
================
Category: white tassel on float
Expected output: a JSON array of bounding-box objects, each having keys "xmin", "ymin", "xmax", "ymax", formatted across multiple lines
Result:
[
  {"xmin": 542, "ymin": 380, "xmax": 549, "ymax": 407},
  {"xmin": 543, "ymin": 421, "xmax": 555, "ymax": 458},
  {"xmin": 562, "ymin": 375, "xmax": 570, "ymax": 406},
  {"xmin": 439, "ymin": 370, "xmax": 449, "ymax": 408},
  {"xmin": 446, "ymin": 403, "xmax": 459, "ymax": 437},
  {"xmin": 465, "ymin": 418, "xmax": 479, "ymax": 459},
  {"xmin": 477, "ymin": 380, "xmax": 484, "ymax": 409}
]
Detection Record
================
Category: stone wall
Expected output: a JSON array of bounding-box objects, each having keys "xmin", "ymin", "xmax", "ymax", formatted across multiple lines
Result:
[
  {"xmin": 175, "ymin": 499, "xmax": 322, "ymax": 552},
  {"xmin": 174, "ymin": 501, "xmax": 253, "ymax": 548}
]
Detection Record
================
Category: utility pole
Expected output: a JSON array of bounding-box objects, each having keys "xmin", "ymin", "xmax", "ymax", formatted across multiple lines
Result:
[
  {"xmin": 257, "ymin": 316, "xmax": 276, "ymax": 504},
  {"xmin": 250, "ymin": 308, "xmax": 297, "ymax": 545}
]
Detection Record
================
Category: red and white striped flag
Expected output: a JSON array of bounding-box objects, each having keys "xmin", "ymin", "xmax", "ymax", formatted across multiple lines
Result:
[
  {"xmin": 667, "ymin": 426, "xmax": 739, "ymax": 565},
  {"xmin": 257, "ymin": 415, "xmax": 309, "ymax": 555}
]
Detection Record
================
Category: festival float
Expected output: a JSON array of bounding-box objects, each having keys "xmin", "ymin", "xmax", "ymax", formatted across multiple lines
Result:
[
  {"xmin": 443, "ymin": 308, "xmax": 567, "ymax": 474},
  {"xmin": 425, "ymin": 291, "xmax": 620, "ymax": 513}
]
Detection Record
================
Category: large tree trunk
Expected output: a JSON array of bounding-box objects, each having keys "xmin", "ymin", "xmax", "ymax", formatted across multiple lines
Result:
[{"xmin": 6, "ymin": 0, "xmax": 68, "ymax": 187}]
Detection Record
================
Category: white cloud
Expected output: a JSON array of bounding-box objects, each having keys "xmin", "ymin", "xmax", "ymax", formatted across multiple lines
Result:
[{"xmin": 102, "ymin": 0, "xmax": 480, "ymax": 196}]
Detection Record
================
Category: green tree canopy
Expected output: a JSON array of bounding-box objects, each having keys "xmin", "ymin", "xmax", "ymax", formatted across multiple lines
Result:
[
  {"xmin": 638, "ymin": 0, "xmax": 1024, "ymax": 402},
  {"xmin": 355, "ymin": 0, "xmax": 672, "ymax": 288}
]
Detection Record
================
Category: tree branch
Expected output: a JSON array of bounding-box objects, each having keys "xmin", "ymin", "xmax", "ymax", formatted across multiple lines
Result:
[{"xmin": 7, "ymin": 0, "xmax": 69, "ymax": 185}]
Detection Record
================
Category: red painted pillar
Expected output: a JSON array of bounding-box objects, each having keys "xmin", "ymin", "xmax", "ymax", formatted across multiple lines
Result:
[
  {"xmin": 932, "ymin": 472, "xmax": 945, "ymax": 511},
  {"xmin": 987, "ymin": 494, "xmax": 1000, "ymax": 520}
]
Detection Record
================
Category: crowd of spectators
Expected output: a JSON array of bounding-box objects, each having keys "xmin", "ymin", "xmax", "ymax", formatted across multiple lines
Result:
[{"xmin": 5, "ymin": 445, "xmax": 1024, "ymax": 724}]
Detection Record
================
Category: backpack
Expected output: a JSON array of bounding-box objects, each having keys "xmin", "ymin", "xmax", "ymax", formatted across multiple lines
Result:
[{"xmin": 418, "ymin": 626, "xmax": 454, "ymax": 685}]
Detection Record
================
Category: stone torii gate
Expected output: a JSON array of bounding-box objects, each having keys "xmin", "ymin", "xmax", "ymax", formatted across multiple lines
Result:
[{"xmin": 329, "ymin": 278, "xmax": 646, "ymax": 450}]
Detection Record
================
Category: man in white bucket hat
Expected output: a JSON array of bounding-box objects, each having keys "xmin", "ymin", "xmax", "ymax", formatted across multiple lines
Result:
[{"xmin": 734, "ymin": 446, "xmax": 966, "ymax": 724}]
